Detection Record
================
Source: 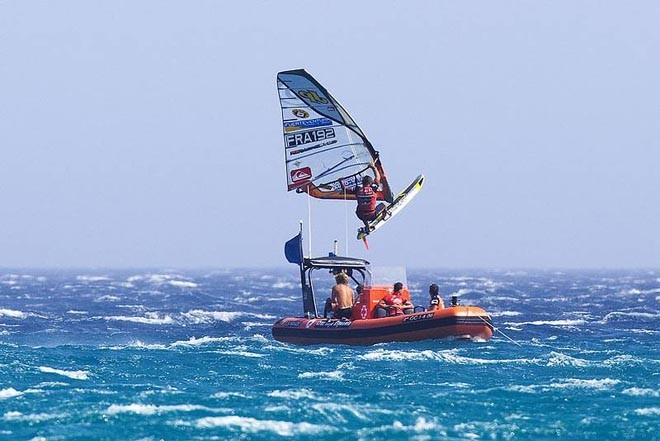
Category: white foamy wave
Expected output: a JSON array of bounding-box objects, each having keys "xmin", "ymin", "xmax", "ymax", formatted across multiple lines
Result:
[
  {"xmin": 212, "ymin": 392, "xmax": 247, "ymax": 399},
  {"xmin": 360, "ymin": 417, "xmax": 444, "ymax": 436},
  {"xmin": 622, "ymin": 388, "xmax": 660, "ymax": 397},
  {"xmin": 603, "ymin": 355, "xmax": 656, "ymax": 366},
  {"xmin": 35, "ymin": 382, "xmax": 69, "ymax": 388},
  {"xmin": 242, "ymin": 321, "xmax": 272, "ymax": 331},
  {"xmin": 95, "ymin": 295, "xmax": 120, "ymax": 302},
  {"xmin": 181, "ymin": 310, "xmax": 243, "ymax": 324},
  {"xmin": 272, "ymin": 281, "xmax": 296, "ymax": 289},
  {"xmin": 190, "ymin": 416, "xmax": 330, "ymax": 435},
  {"xmin": 168, "ymin": 280, "xmax": 198, "ymax": 288},
  {"xmin": 127, "ymin": 274, "xmax": 197, "ymax": 287},
  {"xmin": 601, "ymin": 311, "xmax": 660, "ymax": 322},
  {"xmin": 311, "ymin": 403, "xmax": 369, "ymax": 422},
  {"xmin": 452, "ymin": 288, "xmax": 485, "ymax": 297},
  {"xmin": 0, "ymin": 388, "xmax": 23, "ymax": 399},
  {"xmin": 358, "ymin": 349, "xmax": 536, "ymax": 365},
  {"xmin": 102, "ymin": 313, "xmax": 174, "ymax": 325},
  {"xmin": 620, "ymin": 288, "xmax": 660, "ymax": 296},
  {"xmin": 66, "ymin": 310, "xmax": 88, "ymax": 315},
  {"xmin": 268, "ymin": 389, "xmax": 319, "ymax": 400},
  {"xmin": 492, "ymin": 311, "xmax": 522, "ymax": 317},
  {"xmin": 169, "ymin": 336, "xmax": 233, "ymax": 348},
  {"xmin": 106, "ymin": 404, "xmax": 212, "ymax": 415},
  {"xmin": 634, "ymin": 407, "xmax": 660, "ymax": 416},
  {"xmin": 0, "ymin": 309, "xmax": 28, "ymax": 319},
  {"xmin": 38, "ymin": 366, "xmax": 89, "ymax": 380},
  {"xmin": 505, "ymin": 319, "xmax": 586, "ymax": 327},
  {"xmin": 298, "ymin": 370, "xmax": 344, "ymax": 381},
  {"xmin": 76, "ymin": 275, "xmax": 111, "ymax": 282},
  {"xmin": 546, "ymin": 352, "xmax": 590, "ymax": 367},
  {"xmin": 217, "ymin": 350, "xmax": 264, "ymax": 358},
  {"xmin": 507, "ymin": 378, "xmax": 620, "ymax": 394},
  {"xmin": 3, "ymin": 411, "xmax": 65, "ymax": 422},
  {"xmin": 181, "ymin": 310, "xmax": 275, "ymax": 324},
  {"xmin": 552, "ymin": 378, "xmax": 620, "ymax": 391}
]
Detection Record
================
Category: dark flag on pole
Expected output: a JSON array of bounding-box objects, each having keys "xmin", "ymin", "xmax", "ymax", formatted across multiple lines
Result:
[{"xmin": 284, "ymin": 233, "xmax": 303, "ymax": 265}]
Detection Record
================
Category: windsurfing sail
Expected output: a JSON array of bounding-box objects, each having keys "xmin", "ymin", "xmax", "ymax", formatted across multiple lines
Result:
[{"xmin": 277, "ymin": 69, "xmax": 394, "ymax": 203}]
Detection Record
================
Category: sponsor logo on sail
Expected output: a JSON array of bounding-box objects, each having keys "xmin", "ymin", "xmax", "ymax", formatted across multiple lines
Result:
[
  {"xmin": 292, "ymin": 109, "xmax": 309, "ymax": 119},
  {"xmin": 298, "ymin": 89, "xmax": 328, "ymax": 104},
  {"xmin": 291, "ymin": 167, "xmax": 312, "ymax": 183},
  {"xmin": 285, "ymin": 128, "xmax": 335, "ymax": 148},
  {"xmin": 283, "ymin": 118, "xmax": 332, "ymax": 132}
]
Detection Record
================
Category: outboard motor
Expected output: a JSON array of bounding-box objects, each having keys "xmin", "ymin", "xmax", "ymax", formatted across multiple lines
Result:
[{"xmin": 451, "ymin": 295, "xmax": 459, "ymax": 307}]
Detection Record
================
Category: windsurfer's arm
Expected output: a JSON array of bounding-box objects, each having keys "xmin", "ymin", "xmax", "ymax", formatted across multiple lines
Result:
[{"xmin": 369, "ymin": 161, "xmax": 381, "ymax": 186}]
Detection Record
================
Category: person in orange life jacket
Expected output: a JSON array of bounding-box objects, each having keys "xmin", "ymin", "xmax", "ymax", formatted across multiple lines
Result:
[
  {"xmin": 343, "ymin": 161, "xmax": 387, "ymax": 230},
  {"xmin": 376, "ymin": 282, "xmax": 413, "ymax": 317},
  {"xmin": 428, "ymin": 283, "xmax": 444, "ymax": 311}
]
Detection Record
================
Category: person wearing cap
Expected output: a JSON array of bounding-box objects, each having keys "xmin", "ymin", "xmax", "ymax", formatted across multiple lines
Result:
[
  {"xmin": 376, "ymin": 282, "xmax": 413, "ymax": 316},
  {"xmin": 428, "ymin": 283, "xmax": 444, "ymax": 311}
]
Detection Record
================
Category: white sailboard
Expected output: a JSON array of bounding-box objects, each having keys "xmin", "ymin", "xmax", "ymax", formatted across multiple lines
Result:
[{"xmin": 357, "ymin": 174, "xmax": 425, "ymax": 240}]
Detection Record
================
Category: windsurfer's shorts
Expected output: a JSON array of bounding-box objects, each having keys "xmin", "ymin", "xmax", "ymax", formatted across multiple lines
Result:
[
  {"xmin": 334, "ymin": 307, "xmax": 352, "ymax": 320},
  {"xmin": 356, "ymin": 211, "xmax": 376, "ymax": 222}
]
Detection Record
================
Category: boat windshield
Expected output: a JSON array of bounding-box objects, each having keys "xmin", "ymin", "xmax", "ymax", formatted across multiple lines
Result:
[{"xmin": 366, "ymin": 266, "xmax": 407, "ymax": 288}]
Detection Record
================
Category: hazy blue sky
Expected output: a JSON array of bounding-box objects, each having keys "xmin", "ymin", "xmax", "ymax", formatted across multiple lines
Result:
[{"xmin": 1, "ymin": 1, "xmax": 658, "ymax": 268}]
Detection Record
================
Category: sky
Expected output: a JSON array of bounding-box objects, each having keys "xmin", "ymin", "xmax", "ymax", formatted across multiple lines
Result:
[{"xmin": 1, "ymin": 1, "xmax": 658, "ymax": 268}]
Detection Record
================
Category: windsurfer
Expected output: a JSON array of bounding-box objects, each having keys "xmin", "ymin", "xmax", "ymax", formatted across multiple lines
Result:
[
  {"xmin": 331, "ymin": 273, "xmax": 354, "ymax": 320},
  {"xmin": 376, "ymin": 282, "xmax": 413, "ymax": 317},
  {"xmin": 343, "ymin": 161, "xmax": 387, "ymax": 230}
]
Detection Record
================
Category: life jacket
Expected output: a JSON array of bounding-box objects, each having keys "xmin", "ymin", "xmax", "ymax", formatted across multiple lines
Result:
[{"xmin": 356, "ymin": 185, "xmax": 377, "ymax": 214}]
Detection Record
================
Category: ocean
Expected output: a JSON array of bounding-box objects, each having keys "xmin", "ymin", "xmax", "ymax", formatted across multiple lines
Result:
[{"xmin": 0, "ymin": 269, "xmax": 658, "ymax": 440}]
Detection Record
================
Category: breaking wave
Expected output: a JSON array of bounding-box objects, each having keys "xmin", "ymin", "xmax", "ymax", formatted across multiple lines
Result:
[
  {"xmin": 106, "ymin": 404, "xmax": 216, "ymax": 415},
  {"xmin": 38, "ymin": 366, "xmax": 89, "ymax": 380},
  {"xmin": 187, "ymin": 415, "xmax": 331, "ymax": 435},
  {"xmin": 0, "ymin": 309, "xmax": 29, "ymax": 319},
  {"xmin": 0, "ymin": 388, "xmax": 23, "ymax": 399}
]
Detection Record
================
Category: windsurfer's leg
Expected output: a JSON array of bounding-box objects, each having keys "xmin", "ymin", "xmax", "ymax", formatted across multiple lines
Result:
[{"xmin": 375, "ymin": 203, "xmax": 389, "ymax": 220}]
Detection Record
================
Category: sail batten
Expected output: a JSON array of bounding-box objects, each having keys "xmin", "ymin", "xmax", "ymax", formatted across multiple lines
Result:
[{"xmin": 277, "ymin": 69, "xmax": 394, "ymax": 202}]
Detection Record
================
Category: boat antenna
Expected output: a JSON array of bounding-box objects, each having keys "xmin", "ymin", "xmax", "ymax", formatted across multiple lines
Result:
[
  {"xmin": 344, "ymin": 186, "xmax": 349, "ymax": 256},
  {"xmin": 306, "ymin": 189, "xmax": 312, "ymax": 257}
]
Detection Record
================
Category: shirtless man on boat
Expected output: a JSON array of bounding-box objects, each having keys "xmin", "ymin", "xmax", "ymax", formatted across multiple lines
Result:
[{"xmin": 331, "ymin": 273, "xmax": 354, "ymax": 320}]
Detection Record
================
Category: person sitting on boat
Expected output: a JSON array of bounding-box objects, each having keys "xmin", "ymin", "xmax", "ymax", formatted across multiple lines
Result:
[
  {"xmin": 331, "ymin": 273, "xmax": 354, "ymax": 320},
  {"xmin": 342, "ymin": 161, "xmax": 387, "ymax": 230},
  {"xmin": 428, "ymin": 283, "xmax": 444, "ymax": 311},
  {"xmin": 376, "ymin": 282, "xmax": 413, "ymax": 317}
]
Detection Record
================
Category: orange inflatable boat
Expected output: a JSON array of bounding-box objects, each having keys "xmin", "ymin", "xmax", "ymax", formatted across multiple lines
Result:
[{"xmin": 272, "ymin": 232, "xmax": 493, "ymax": 346}]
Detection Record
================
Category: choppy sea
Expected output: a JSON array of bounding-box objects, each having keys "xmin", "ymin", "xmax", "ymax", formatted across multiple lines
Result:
[{"xmin": 1, "ymin": 269, "xmax": 658, "ymax": 440}]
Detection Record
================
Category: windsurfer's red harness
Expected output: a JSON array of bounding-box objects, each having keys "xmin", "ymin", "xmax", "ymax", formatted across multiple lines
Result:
[{"xmin": 355, "ymin": 184, "xmax": 379, "ymax": 221}]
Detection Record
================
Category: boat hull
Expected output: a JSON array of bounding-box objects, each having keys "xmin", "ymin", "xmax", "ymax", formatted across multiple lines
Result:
[{"xmin": 272, "ymin": 306, "xmax": 493, "ymax": 345}]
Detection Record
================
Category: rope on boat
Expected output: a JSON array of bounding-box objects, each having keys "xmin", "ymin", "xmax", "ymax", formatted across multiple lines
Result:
[{"xmin": 468, "ymin": 307, "xmax": 522, "ymax": 347}]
